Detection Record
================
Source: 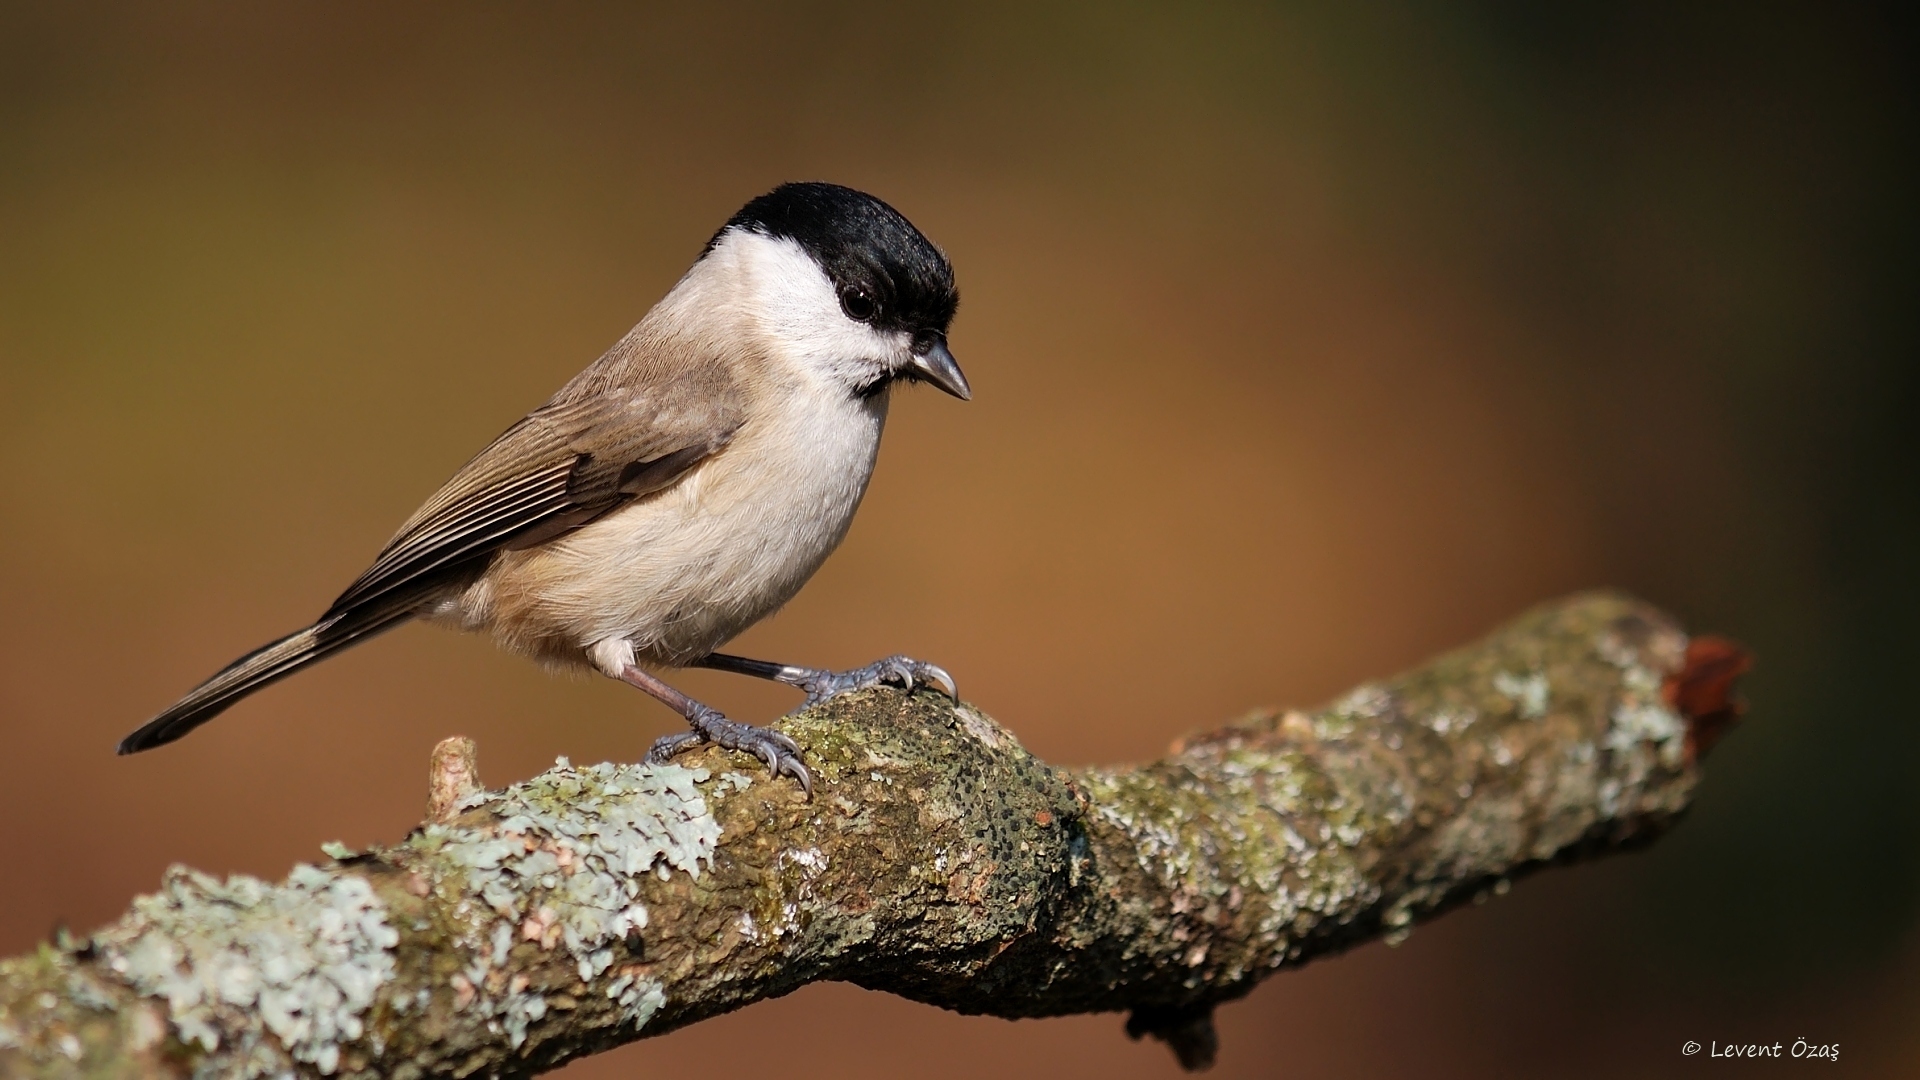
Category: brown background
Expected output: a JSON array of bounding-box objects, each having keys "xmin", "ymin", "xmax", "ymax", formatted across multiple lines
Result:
[{"xmin": 2, "ymin": 3, "xmax": 1916, "ymax": 1077}]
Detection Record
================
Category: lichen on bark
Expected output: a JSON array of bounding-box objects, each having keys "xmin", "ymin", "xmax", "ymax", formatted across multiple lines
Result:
[{"xmin": 0, "ymin": 591, "xmax": 1743, "ymax": 1077}]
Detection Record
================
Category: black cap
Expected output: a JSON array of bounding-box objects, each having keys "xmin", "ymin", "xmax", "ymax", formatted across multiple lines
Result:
[{"xmin": 714, "ymin": 182, "xmax": 958, "ymax": 340}]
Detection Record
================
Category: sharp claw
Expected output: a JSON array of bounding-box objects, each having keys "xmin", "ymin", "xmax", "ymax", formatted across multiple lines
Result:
[
  {"xmin": 774, "ymin": 654, "xmax": 960, "ymax": 706},
  {"xmin": 770, "ymin": 731, "xmax": 801, "ymax": 755},
  {"xmin": 779, "ymin": 757, "xmax": 810, "ymax": 799},
  {"xmin": 925, "ymin": 664, "xmax": 958, "ymax": 700}
]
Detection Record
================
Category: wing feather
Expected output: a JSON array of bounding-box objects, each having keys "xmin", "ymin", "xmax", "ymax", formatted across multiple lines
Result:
[{"xmin": 321, "ymin": 378, "xmax": 743, "ymax": 623}]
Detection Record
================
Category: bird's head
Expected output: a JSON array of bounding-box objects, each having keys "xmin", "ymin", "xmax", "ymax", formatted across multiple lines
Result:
[{"xmin": 698, "ymin": 182, "xmax": 968, "ymax": 401}]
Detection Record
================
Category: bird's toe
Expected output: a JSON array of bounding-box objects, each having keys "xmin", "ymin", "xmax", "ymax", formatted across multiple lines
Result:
[
  {"xmin": 796, "ymin": 655, "xmax": 959, "ymax": 707},
  {"xmin": 665, "ymin": 705, "xmax": 813, "ymax": 797}
]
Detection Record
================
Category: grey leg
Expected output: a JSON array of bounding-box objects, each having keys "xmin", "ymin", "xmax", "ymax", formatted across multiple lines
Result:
[
  {"xmin": 692, "ymin": 652, "xmax": 958, "ymax": 709},
  {"xmin": 615, "ymin": 664, "xmax": 812, "ymax": 797}
]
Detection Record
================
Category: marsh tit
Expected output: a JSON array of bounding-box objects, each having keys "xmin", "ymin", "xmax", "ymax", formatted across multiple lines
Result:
[{"xmin": 119, "ymin": 182, "xmax": 971, "ymax": 795}]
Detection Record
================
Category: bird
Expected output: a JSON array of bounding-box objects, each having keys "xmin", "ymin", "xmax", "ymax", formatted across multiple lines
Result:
[{"xmin": 117, "ymin": 181, "xmax": 971, "ymax": 796}]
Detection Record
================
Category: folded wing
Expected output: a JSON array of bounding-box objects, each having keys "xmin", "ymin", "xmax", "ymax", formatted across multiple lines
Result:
[{"xmin": 120, "ymin": 372, "xmax": 745, "ymax": 754}]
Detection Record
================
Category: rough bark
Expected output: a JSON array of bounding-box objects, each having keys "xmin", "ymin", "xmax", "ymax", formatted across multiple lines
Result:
[{"xmin": 0, "ymin": 591, "xmax": 1748, "ymax": 1078}]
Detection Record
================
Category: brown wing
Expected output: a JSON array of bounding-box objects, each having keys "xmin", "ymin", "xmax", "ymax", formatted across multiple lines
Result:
[
  {"xmin": 322, "ymin": 380, "xmax": 743, "ymax": 622},
  {"xmin": 119, "ymin": 336, "xmax": 745, "ymax": 756}
]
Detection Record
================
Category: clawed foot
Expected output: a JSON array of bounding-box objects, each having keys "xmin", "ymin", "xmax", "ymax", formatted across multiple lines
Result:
[
  {"xmin": 784, "ymin": 655, "xmax": 958, "ymax": 709},
  {"xmin": 646, "ymin": 651, "xmax": 960, "ymax": 796},
  {"xmin": 646, "ymin": 703, "xmax": 812, "ymax": 797}
]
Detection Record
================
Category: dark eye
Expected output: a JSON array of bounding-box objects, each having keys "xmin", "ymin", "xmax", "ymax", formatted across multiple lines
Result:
[{"xmin": 839, "ymin": 287, "xmax": 876, "ymax": 322}]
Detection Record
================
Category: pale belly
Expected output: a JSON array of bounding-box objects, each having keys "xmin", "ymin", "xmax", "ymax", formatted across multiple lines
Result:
[{"xmin": 434, "ymin": 388, "xmax": 888, "ymax": 670}]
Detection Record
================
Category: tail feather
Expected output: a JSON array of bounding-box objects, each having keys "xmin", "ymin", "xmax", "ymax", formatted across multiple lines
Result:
[{"xmin": 118, "ymin": 610, "xmax": 411, "ymax": 754}]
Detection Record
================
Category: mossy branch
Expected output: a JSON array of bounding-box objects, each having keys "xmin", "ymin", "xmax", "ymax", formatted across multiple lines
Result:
[{"xmin": 0, "ymin": 592, "xmax": 1748, "ymax": 1077}]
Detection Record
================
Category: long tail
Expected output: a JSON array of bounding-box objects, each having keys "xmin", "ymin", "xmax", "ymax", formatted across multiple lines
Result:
[{"xmin": 117, "ymin": 610, "xmax": 412, "ymax": 754}]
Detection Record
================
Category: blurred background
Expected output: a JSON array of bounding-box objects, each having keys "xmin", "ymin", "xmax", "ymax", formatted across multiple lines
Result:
[{"xmin": 2, "ymin": 2, "xmax": 1915, "ymax": 1076}]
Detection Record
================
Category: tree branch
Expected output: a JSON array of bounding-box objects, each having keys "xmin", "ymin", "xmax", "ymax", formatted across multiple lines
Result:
[{"xmin": 0, "ymin": 592, "xmax": 1747, "ymax": 1077}]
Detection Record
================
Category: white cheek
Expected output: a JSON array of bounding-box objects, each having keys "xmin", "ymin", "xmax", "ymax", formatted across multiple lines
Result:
[{"xmin": 718, "ymin": 230, "xmax": 906, "ymax": 384}]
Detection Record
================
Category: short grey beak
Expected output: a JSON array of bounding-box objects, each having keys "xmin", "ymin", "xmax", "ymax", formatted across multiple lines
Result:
[{"xmin": 910, "ymin": 337, "xmax": 972, "ymax": 401}]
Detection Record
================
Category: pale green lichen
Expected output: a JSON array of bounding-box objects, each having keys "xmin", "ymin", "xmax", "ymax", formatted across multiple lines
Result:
[
  {"xmin": 1313, "ymin": 683, "xmax": 1390, "ymax": 740},
  {"xmin": 1591, "ymin": 616, "xmax": 1693, "ymax": 812},
  {"xmin": 61, "ymin": 966, "xmax": 119, "ymax": 1014},
  {"xmin": 430, "ymin": 759, "xmax": 716, "ymax": 953},
  {"xmin": 1079, "ymin": 740, "xmax": 1387, "ymax": 984},
  {"xmin": 1492, "ymin": 670, "xmax": 1551, "ymax": 719},
  {"xmin": 1423, "ymin": 705, "xmax": 1477, "ymax": 735},
  {"xmin": 96, "ymin": 864, "xmax": 399, "ymax": 1077},
  {"xmin": 418, "ymin": 759, "xmax": 725, "ymax": 1044},
  {"xmin": 1608, "ymin": 702, "xmax": 1686, "ymax": 764},
  {"xmin": 1060, "ymin": 594, "xmax": 1710, "ymax": 1026},
  {"xmin": 603, "ymin": 971, "xmax": 666, "ymax": 1027}
]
